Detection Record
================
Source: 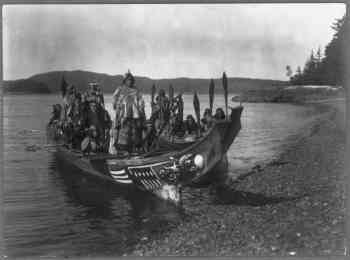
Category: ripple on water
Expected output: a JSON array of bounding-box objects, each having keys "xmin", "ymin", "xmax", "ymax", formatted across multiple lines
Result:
[{"xmin": 3, "ymin": 94, "xmax": 323, "ymax": 257}]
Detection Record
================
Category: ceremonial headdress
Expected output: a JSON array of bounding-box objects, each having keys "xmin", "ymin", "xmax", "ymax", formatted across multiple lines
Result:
[{"xmin": 122, "ymin": 70, "xmax": 135, "ymax": 85}]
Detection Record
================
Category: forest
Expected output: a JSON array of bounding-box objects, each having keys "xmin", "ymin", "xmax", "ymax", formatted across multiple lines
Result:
[{"xmin": 288, "ymin": 14, "xmax": 347, "ymax": 86}]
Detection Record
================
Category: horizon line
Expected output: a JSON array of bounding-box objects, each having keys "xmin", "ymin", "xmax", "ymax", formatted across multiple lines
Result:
[{"xmin": 3, "ymin": 69, "xmax": 288, "ymax": 82}]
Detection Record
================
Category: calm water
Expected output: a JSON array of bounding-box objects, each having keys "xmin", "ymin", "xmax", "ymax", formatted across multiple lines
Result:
[{"xmin": 3, "ymin": 94, "xmax": 321, "ymax": 257}]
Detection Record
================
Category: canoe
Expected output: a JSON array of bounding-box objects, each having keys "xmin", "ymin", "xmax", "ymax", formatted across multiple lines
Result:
[{"xmin": 47, "ymin": 105, "xmax": 243, "ymax": 204}]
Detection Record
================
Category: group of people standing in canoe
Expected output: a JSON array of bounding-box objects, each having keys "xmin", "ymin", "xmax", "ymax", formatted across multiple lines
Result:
[{"xmin": 48, "ymin": 71, "xmax": 227, "ymax": 156}]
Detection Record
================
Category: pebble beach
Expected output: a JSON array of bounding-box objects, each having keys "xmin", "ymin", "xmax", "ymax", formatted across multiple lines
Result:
[{"xmin": 130, "ymin": 99, "xmax": 346, "ymax": 256}]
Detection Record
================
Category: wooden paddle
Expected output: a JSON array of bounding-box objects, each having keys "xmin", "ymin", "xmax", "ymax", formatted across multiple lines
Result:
[
  {"xmin": 151, "ymin": 83, "xmax": 156, "ymax": 114},
  {"xmin": 169, "ymin": 84, "xmax": 174, "ymax": 109},
  {"xmin": 61, "ymin": 75, "xmax": 68, "ymax": 97},
  {"xmin": 209, "ymin": 79, "xmax": 215, "ymax": 115},
  {"xmin": 177, "ymin": 93, "xmax": 184, "ymax": 122},
  {"xmin": 222, "ymin": 72, "xmax": 228, "ymax": 119},
  {"xmin": 193, "ymin": 91, "xmax": 201, "ymax": 135}
]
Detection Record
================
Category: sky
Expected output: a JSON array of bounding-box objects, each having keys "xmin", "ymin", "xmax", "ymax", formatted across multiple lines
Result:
[{"xmin": 3, "ymin": 4, "xmax": 346, "ymax": 81}]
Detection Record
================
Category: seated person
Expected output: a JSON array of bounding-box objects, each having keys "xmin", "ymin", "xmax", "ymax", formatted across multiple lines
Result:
[
  {"xmin": 142, "ymin": 121, "xmax": 157, "ymax": 152},
  {"xmin": 184, "ymin": 114, "xmax": 198, "ymax": 141},
  {"xmin": 81, "ymin": 125, "xmax": 102, "ymax": 154},
  {"xmin": 167, "ymin": 111, "xmax": 185, "ymax": 138},
  {"xmin": 173, "ymin": 118, "xmax": 185, "ymax": 137},
  {"xmin": 214, "ymin": 108, "xmax": 226, "ymax": 120},
  {"xmin": 48, "ymin": 104, "xmax": 63, "ymax": 140},
  {"xmin": 134, "ymin": 118, "xmax": 146, "ymax": 153},
  {"xmin": 83, "ymin": 101, "xmax": 104, "ymax": 141},
  {"xmin": 62, "ymin": 118, "xmax": 74, "ymax": 148},
  {"xmin": 69, "ymin": 96, "xmax": 84, "ymax": 149},
  {"xmin": 201, "ymin": 108, "xmax": 214, "ymax": 131},
  {"xmin": 48, "ymin": 104, "xmax": 62, "ymax": 126},
  {"xmin": 71, "ymin": 122, "xmax": 85, "ymax": 150}
]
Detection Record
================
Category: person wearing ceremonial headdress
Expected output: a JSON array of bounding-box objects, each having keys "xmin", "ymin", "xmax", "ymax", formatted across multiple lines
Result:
[
  {"xmin": 62, "ymin": 84, "xmax": 78, "ymax": 115},
  {"xmin": 68, "ymin": 93, "xmax": 86, "ymax": 149},
  {"xmin": 81, "ymin": 99, "xmax": 111, "ymax": 152},
  {"xmin": 77, "ymin": 81, "xmax": 110, "ymax": 152},
  {"xmin": 201, "ymin": 108, "xmax": 214, "ymax": 132},
  {"xmin": 163, "ymin": 93, "xmax": 185, "ymax": 138},
  {"xmin": 110, "ymin": 70, "xmax": 145, "ymax": 154},
  {"xmin": 155, "ymin": 89, "xmax": 170, "ymax": 127},
  {"xmin": 61, "ymin": 83, "xmax": 80, "ymax": 148},
  {"xmin": 86, "ymin": 82, "xmax": 105, "ymax": 107}
]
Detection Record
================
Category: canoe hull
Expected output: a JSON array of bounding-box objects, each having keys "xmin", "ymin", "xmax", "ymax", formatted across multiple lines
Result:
[{"xmin": 48, "ymin": 105, "xmax": 243, "ymax": 204}]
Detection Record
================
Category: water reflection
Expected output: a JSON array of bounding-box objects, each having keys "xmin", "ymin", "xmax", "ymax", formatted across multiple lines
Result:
[{"xmin": 44, "ymin": 151, "xmax": 183, "ymax": 256}]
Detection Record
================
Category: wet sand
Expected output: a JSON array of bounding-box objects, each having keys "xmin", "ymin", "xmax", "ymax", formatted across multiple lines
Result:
[{"xmin": 129, "ymin": 100, "xmax": 346, "ymax": 256}]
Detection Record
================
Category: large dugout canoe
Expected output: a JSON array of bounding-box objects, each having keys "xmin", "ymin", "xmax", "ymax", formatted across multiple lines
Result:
[{"xmin": 47, "ymin": 105, "xmax": 243, "ymax": 204}]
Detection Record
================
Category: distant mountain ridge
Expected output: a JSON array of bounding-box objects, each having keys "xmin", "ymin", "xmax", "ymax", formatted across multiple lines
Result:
[{"xmin": 3, "ymin": 70, "xmax": 287, "ymax": 94}]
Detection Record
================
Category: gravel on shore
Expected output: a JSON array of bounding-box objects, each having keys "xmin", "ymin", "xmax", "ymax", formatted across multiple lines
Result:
[{"xmin": 129, "ymin": 100, "xmax": 346, "ymax": 256}]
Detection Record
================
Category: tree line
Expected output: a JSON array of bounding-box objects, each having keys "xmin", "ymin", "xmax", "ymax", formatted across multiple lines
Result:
[{"xmin": 288, "ymin": 14, "xmax": 347, "ymax": 86}]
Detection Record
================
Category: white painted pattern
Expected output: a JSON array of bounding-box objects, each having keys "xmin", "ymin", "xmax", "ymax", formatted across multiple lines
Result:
[
  {"xmin": 109, "ymin": 168, "xmax": 133, "ymax": 184},
  {"xmin": 143, "ymin": 179, "xmax": 150, "ymax": 189},
  {"xmin": 148, "ymin": 179, "xmax": 155, "ymax": 189},
  {"xmin": 140, "ymin": 179, "xmax": 149, "ymax": 189},
  {"xmin": 110, "ymin": 169, "xmax": 126, "ymax": 175},
  {"xmin": 111, "ymin": 177, "xmax": 133, "ymax": 184},
  {"xmin": 150, "ymin": 167, "xmax": 159, "ymax": 177},
  {"xmin": 110, "ymin": 174, "xmax": 129, "ymax": 179},
  {"xmin": 121, "ymin": 164, "xmax": 166, "ymax": 190},
  {"xmin": 146, "ymin": 179, "xmax": 152, "ymax": 189}
]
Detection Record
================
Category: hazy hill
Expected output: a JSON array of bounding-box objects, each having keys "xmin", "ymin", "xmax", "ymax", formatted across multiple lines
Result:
[
  {"xmin": 3, "ymin": 78, "xmax": 51, "ymax": 94},
  {"xmin": 3, "ymin": 70, "xmax": 287, "ymax": 94}
]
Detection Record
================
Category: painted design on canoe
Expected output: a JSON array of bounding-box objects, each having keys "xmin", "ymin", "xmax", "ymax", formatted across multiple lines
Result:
[
  {"xmin": 128, "ymin": 160, "xmax": 187, "ymax": 190},
  {"xmin": 109, "ymin": 169, "xmax": 133, "ymax": 184},
  {"xmin": 107, "ymin": 160, "xmax": 175, "ymax": 190}
]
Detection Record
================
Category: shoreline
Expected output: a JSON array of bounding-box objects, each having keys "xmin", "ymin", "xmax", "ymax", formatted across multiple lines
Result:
[
  {"xmin": 129, "ymin": 99, "xmax": 346, "ymax": 256},
  {"xmin": 227, "ymin": 100, "xmax": 338, "ymax": 183}
]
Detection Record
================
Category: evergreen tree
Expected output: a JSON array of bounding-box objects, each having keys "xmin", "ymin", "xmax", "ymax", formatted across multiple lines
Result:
[
  {"xmin": 288, "ymin": 14, "xmax": 347, "ymax": 86},
  {"xmin": 322, "ymin": 15, "xmax": 346, "ymax": 85},
  {"xmin": 296, "ymin": 66, "xmax": 302, "ymax": 75},
  {"xmin": 316, "ymin": 46, "xmax": 322, "ymax": 64}
]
